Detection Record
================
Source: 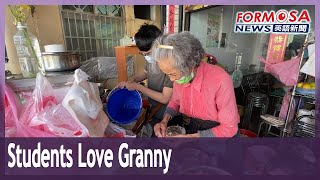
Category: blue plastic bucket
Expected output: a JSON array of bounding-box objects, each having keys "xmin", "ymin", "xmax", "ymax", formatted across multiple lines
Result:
[{"xmin": 106, "ymin": 88, "xmax": 142, "ymax": 124}]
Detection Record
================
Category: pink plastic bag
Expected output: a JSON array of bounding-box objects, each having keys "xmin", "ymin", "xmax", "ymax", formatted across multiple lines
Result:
[
  {"xmin": 5, "ymin": 73, "xmax": 89, "ymax": 137},
  {"xmin": 279, "ymin": 90, "xmax": 296, "ymax": 123},
  {"xmin": 259, "ymin": 56, "xmax": 301, "ymax": 86},
  {"xmin": 31, "ymin": 104, "xmax": 87, "ymax": 137},
  {"xmin": 5, "ymin": 83, "xmax": 56, "ymax": 137}
]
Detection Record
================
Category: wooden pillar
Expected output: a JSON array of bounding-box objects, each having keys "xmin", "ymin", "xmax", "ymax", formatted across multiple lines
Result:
[{"xmin": 114, "ymin": 46, "xmax": 140, "ymax": 83}]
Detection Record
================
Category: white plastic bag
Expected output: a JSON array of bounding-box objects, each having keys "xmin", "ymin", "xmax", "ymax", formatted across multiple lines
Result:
[
  {"xmin": 62, "ymin": 69, "xmax": 109, "ymax": 137},
  {"xmin": 300, "ymin": 44, "xmax": 315, "ymax": 77},
  {"xmin": 105, "ymin": 122, "xmax": 136, "ymax": 138}
]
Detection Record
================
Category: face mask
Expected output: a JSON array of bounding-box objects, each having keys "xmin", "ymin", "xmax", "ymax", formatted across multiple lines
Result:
[
  {"xmin": 144, "ymin": 56, "xmax": 156, "ymax": 64},
  {"xmin": 175, "ymin": 71, "xmax": 194, "ymax": 84}
]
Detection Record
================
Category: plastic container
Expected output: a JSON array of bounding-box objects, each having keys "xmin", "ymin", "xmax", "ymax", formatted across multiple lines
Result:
[
  {"xmin": 13, "ymin": 22, "xmax": 43, "ymax": 78},
  {"xmin": 120, "ymin": 35, "xmax": 133, "ymax": 46},
  {"xmin": 44, "ymin": 44, "xmax": 66, "ymax": 52},
  {"xmin": 106, "ymin": 88, "xmax": 142, "ymax": 124}
]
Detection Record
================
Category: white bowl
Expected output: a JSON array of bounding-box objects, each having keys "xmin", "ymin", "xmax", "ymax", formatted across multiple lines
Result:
[{"xmin": 44, "ymin": 44, "xmax": 66, "ymax": 52}]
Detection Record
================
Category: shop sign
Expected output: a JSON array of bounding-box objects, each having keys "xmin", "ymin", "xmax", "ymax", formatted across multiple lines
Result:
[
  {"xmin": 169, "ymin": 5, "xmax": 175, "ymax": 33},
  {"xmin": 266, "ymin": 33, "xmax": 288, "ymax": 64}
]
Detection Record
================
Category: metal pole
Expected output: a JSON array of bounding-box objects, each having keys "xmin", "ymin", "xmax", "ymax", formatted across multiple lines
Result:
[{"xmin": 282, "ymin": 34, "xmax": 309, "ymax": 137}]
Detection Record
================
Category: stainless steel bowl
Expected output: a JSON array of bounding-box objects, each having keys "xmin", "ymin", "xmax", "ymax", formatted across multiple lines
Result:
[{"xmin": 41, "ymin": 52, "xmax": 81, "ymax": 72}]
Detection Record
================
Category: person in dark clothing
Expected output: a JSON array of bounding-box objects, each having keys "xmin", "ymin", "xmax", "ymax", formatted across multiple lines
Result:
[{"xmin": 118, "ymin": 24, "xmax": 182, "ymax": 137}]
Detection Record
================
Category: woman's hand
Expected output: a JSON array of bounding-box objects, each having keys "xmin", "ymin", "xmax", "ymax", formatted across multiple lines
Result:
[
  {"xmin": 154, "ymin": 120, "xmax": 168, "ymax": 137},
  {"xmin": 117, "ymin": 82, "xmax": 127, "ymax": 88},
  {"xmin": 125, "ymin": 81, "xmax": 141, "ymax": 91},
  {"xmin": 117, "ymin": 81, "xmax": 141, "ymax": 91}
]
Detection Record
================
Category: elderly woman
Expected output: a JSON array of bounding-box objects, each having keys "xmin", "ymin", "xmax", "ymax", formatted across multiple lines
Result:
[{"xmin": 152, "ymin": 32, "xmax": 240, "ymax": 137}]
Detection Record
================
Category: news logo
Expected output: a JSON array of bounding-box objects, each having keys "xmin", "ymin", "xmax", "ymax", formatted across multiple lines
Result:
[{"xmin": 234, "ymin": 9, "xmax": 311, "ymax": 34}]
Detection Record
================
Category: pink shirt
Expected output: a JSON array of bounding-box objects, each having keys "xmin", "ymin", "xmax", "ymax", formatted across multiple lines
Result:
[{"xmin": 168, "ymin": 62, "xmax": 240, "ymax": 137}]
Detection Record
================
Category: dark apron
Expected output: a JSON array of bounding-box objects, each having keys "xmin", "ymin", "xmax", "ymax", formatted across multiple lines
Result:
[{"xmin": 186, "ymin": 118, "xmax": 240, "ymax": 137}]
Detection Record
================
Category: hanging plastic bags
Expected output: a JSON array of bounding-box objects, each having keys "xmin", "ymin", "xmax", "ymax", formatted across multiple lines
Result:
[
  {"xmin": 279, "ymin": 90, "xmax": 296, "ymax": 124},
  {"xmin": 62, "ymin": 69, "xmax": 109, "ymax": 137},
  {"xmin": 258, "ymin": 56, "xmax": 301, "ymax": 86},
  {"xmin": 5, "ymin": 73, "xmax": 89, "ymax": 137}
]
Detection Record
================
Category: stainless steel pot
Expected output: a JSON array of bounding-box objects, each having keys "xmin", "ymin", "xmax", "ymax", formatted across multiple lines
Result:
[{"xmin": 41, "ymin": 52, "xmax": 81, "ymax": 72}]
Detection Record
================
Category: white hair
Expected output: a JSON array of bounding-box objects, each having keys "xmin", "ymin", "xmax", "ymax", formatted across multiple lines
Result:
[{"xmin": 151, "ymin": 31, "xmax": 205, "ymax": 75}]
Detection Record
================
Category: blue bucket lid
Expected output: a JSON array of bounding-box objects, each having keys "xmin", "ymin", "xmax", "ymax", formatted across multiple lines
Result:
[{"xmin": 106, "ymin": 88, "xmax": 142, "ymax": 124}]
